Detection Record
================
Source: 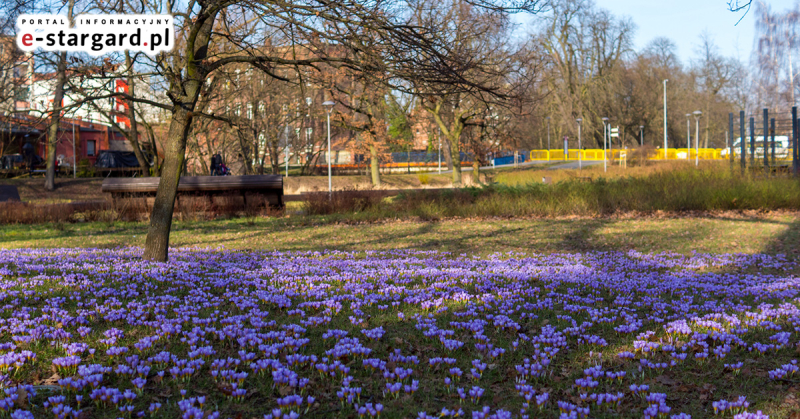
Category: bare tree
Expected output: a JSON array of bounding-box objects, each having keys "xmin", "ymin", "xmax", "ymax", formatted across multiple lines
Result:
[
  {"xmin": 43, "ymin": 0, "xmax": 74, "ymax": 191},
  {"xmin": 537, "ymin": 0, "xmax": 635, "ymax": 148},
  {"xmin": 728, "ymin": 0, "xmax": 753, "ymax": 24},
  {"xmin": 412, "ymin": 0, "xmax": 526, "ymax": 184},
  {"xmin": 693, "ymin": 33, "xmax": 737, "ymax": 148},
  {"xmin": 107, "ymin": 0, "xmax": 542, "ymax": 261},
  {"xmin": 751, "ymin": 1, "xmax": 800, "ymax": 114}
]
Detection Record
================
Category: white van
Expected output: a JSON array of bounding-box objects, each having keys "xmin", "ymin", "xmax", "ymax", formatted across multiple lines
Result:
[{"xmin": 723, "ymin": 136, "xmax": 792, "ymax": 158}]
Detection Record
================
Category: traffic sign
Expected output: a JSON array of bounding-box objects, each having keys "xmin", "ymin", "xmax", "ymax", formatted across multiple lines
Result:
[{"xmin": 610, "ymin": 127, "xmax": 619, "ymax": 138}]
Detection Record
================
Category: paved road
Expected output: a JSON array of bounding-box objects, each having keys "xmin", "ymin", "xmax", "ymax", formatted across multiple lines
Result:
[
  {"xmin": 546, "ymin": 161, "xmax": 602, "ymax": 170},
  {"xmin": 438, "ymin": 160, "xmax": 549, "ymax": 174},
  {"xmin": 436, "ymin": 159, "xmax": 600, "ymax": 173}
]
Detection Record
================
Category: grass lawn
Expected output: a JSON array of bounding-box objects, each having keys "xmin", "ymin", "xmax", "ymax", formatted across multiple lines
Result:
[
  {"xmin": 2, "ymin": 212, "xmax": 799, "ymax": 257},
  {"xmin": 1, "ymin": 227, "xmax": 800, "ymax": 418}
]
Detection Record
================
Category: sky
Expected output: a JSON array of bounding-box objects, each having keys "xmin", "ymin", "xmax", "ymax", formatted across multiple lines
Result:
[{"xmin": 514, "ymin": 0, "xmax": 796, "ymax": 66}]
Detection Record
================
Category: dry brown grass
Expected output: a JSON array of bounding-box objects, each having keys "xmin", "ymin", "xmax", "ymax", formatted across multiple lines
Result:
[
  {"xmin": 0, "ymin": 201, "xmax": 114, "ymax": 225},
  {"xmin": 302, "ymin": 187, "xmax": 385, "ymax": 215},
  {"xmin": 627, "ymin": 144, "xmax": 657, "ymax": 167},
  {"xmin": 1, "ymin": 193, "xmax": 283, "ymax": 225},
  {"xmin": 493, "ymin": 160, "xmax": 721, "ymax": 186}
]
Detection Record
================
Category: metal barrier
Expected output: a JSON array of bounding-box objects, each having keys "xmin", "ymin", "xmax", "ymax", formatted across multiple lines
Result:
[{"xmin": 530, "ymin": 148, "xmax": 743, "ymax": 162}]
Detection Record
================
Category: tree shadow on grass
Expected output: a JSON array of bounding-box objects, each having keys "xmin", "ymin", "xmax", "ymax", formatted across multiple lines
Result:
[{"xmin": 761, "ymin": 217, "xmax": 800, "ymax": 259}]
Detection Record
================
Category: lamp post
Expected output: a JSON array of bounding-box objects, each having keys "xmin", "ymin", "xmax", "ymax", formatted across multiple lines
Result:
[
  {"xmin": 283, "ymin": 105, "xmax": 289, "ymax": 177},
  {"xmin": 323, "ymin": 100, "xmax": 335, "ymax": 197},
  {"xmin": 602, "ymin": 117, "xmax": 609, "ymax": 172},
  {"xmin": 438, "ymin": 128, "xmax": 442, "ymax": 174},
  {"xmin": 663, "ymin": 79, "xmax": 668, "ymax": 159},
  {"xmin": 546, "ymin": 116, "xmax": 551, "ymax": 161},
  {"xmin": 576, "ymin": 118, "xmax": 582, "ymax": 170},
  {"xmin": 639, "ymin": 125, "xmax": 644, "ymax": 145},
  {"xmin": 693, "ymin": 110, "xmax": 702, "ymax": 167},
  {"xmin": 294, "ymin": 127, "xmax": 300, "ymax": 167},
  {"xmin": 71, "ymin": 122, "xmax": 76, "ymax": 178},
  {"xmin": 685, "ymin": 113, "xmax": 691, "ymax": 160}
]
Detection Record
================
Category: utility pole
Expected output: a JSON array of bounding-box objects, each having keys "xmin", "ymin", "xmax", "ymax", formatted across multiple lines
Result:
[
  {"xmin": 438, "ymin": 128, "xmax": 442, "ymax": 174},
  {"xmin": 546, "ymin": 116, "xmax": 551, "ymax": 161},
  {"xmin": 686, "ymin": 114, "xmax": 691, "ymax": 160},
  {"xmin": 663, "ymin": 79, "xmax": 668, "ymax": 158},
  {"xmin": 71, "ymin": 122, "xmax": 76, "ymax": 178},
  {"xmin": 602, "ymin": 117, "xmax": 609, "ymax": 172},
  {"xmin": 576, "ymin": 118, "xmax": 583, "ymax": 170},
  {"xmin": 693, "ymin": 111, "xmax": 702, "ymax": 167}
]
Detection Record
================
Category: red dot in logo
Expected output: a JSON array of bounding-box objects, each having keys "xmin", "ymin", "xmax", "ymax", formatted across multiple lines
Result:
[{"xmin": 144, "ymin": 42, "xmax": 148, "ymax": 46}]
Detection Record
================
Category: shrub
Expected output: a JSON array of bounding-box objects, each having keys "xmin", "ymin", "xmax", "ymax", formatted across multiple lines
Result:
[
  {"xmin": 418, "ymin": 173, "xmax": 431, "ymax": 185},
  {"xmin": 76, "ymin": 158, "xmax": 94, "ymax": 178},
  {"xmin": 627, "ymin": 145, "xmax": 656, "ymax": 167}
]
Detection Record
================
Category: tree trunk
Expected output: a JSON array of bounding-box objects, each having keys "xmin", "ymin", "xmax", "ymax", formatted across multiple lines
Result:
[
  {"xmin": 143, "ymin": 106, "xmax": 192, "ymax": 261},
  {"xmin": 142, "ymin": 120, "xmax": 161, "ymax": 176},
  {"xmin": 143, "ymin": 6, "xmax": 216, "ymax": 262},
  {"xmin": 270, "ymin": 140, "xmax": 280, "ymax": 174},
  {"xmin": 45, "ymin": 0, "xmax": 74, "ymax": 190},
  {"xmin": 370, "ymin": 144, "xmax": 381, "ymax": 187},
  {"xmin": 450, "ymin": 133, "xmax": 461, "ymax": 185},
  {"xmin": 45, "ymin": 50, "xmax": 68, "ymax": 191},
  {"xmin": 472, "ymin": 158, "xmax": 480, "ymax": 185},
  {"xmin": 125, "ymin": 51, "xmax": 149, "ymax": 176},
  {"xmin": 442, "ymin": 135, "xmax": 453, "ymax": 170}
]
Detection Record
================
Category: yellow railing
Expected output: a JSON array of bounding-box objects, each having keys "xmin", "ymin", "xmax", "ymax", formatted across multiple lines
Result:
[{"xmin": 529, "ymin": 148, "xmax": 795, "ymax": 162}]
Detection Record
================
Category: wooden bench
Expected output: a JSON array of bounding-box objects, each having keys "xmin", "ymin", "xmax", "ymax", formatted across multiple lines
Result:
[{"xmin": 102, "ymin": 175, "xmax": 284, "ymax": 208}]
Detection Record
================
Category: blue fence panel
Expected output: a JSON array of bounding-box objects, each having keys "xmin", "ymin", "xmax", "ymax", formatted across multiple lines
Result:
[
  {"xmin": 389, "ymin": 152, "xmax": 474, "ymax": 163},
  {"xmin": 492, "ymin": 152, "xmax": 527, "ymax": 166}
]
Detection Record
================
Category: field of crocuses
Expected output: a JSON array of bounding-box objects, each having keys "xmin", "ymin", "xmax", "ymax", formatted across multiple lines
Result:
[{"xmin": 0, "ymin": 247, "xmax": 798, "ymax": 418}]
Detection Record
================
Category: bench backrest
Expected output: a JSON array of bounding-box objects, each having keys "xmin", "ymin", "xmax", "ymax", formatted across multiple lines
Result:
[{"xmin": 102, "ymin": 175, "xmax": 283, "ymax": 194}]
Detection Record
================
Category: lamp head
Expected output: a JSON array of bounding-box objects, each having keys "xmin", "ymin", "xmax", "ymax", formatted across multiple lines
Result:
[
  {"xmin": 686, "ymin": 114, "xmax": 691, "ymax": 118},
  {"xmin": 601, "ymin": 117, "xmax": 609, "ymax": 122},
  {"xmin": 545, "ymin": 116, "xmax": 550, "ymax": 120},
  {"xmin": 576, "ymin": 118, "xmax": 582, "ymax": 123},
  {"xmin": 693, "ymin": 110, "xmax": 703, "ymax": 117},
  {"xmin": 323, "ymin": 101, "xmax": 335, "ymax": 114},
  {"xmin": 639, "ymin": 125, "xmax": 644, "ymax": 130}
]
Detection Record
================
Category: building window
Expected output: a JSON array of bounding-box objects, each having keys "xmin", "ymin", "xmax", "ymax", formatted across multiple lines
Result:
[{"xmin": 87, "ymin": 140, "xmax": 96, "ymax": 157}]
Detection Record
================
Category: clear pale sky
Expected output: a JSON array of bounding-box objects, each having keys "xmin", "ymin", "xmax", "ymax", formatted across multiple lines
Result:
[{"xmin": 514, "ymin": 0, "xmax": 797, "ymax": 65}]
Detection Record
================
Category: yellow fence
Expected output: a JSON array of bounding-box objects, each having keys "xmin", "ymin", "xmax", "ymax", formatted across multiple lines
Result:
[{"xmin": 530, "ymin": 148, "xmax": 794, "ymax": 162}]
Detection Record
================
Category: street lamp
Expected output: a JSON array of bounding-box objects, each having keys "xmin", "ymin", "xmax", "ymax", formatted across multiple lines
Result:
[
  {"xmin": 639, "ymin": 125, "xmax": 644, "ymax": 145},
  {"xmin": 281, "ymin": 104, "xmax": 290, "ymax": 177},
  {"xmin": 601, "ymin": 117, "xmax": 609, "ymax": 172},
  {"xmin": 323, "ymin": 100, "xmax": 335, "ymax": 197},
  {"xmin": 685, "ymin": 113, "xmax": 691, "ymax": 160},
  {"xmin": 545, "ymin": 116, "xmax": 551, "ymax": 161},
  {"xmin": 693, "ymin": 110, "xmax": 702, "ymax": 167},
  {"xmin": 576, "ymin": 118, "xmax": 583, "ymax": 170}
]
